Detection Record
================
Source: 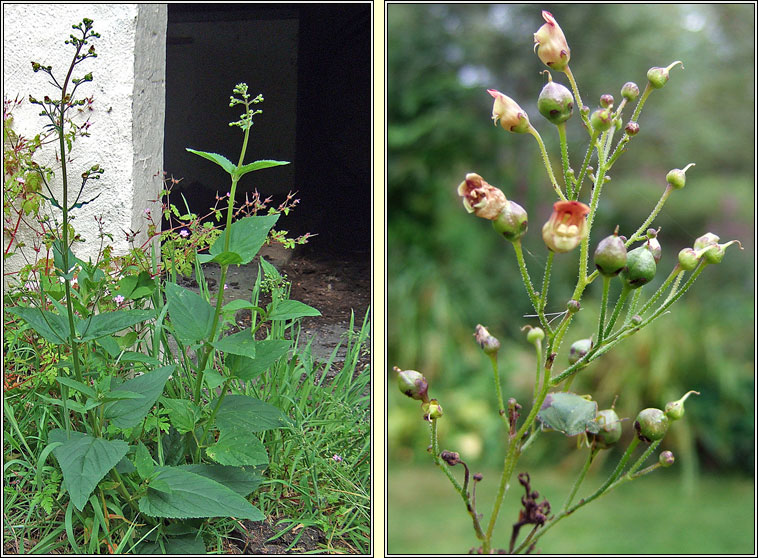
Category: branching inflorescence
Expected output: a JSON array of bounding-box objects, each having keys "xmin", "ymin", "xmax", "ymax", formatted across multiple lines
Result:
[{"xmin": 394, "ymin": 10, "xmax": 741, "ymax": 554}]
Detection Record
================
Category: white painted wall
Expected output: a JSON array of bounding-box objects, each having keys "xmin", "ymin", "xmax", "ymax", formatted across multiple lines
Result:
[{"xmin": 3, "ymin": 4, "xmax": 166, "ymax": 284}]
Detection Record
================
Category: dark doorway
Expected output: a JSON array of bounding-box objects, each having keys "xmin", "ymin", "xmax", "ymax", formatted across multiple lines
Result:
[{"xmin": 164, "ymin": 3, "xmax": 371, "ymax": 259}]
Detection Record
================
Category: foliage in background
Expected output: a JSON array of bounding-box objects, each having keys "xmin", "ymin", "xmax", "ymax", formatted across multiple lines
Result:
[{"xmin": 388, "ymin": 3, "xmax": 754, "ymax": 475}]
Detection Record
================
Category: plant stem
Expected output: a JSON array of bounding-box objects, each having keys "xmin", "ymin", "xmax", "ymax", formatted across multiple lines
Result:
[
  {"xmin": 603, "ymin": 284, "xmax": 631, "ymax": 337},
  {"xmin": 557, "ymin": 122, "xmax": 572, "ymax": 198},
  {"xmin": 528, "ymin": 126, "xmax": 566, "ymax": 201},
  {"xmin": 564, "ymin": 66, "xmax": 591, "ymax": 133},
  {"xmin": 596, "ymin": 275, "xmax": 611, "ymax": 346},
  {"xmin": 512, "ymin": 240, "xmax": 552, "ymax": 334},
  {"xmin": 626, "ymin": 185, "xmax": 673, "ymax": 246},
  {"xmin": 539, "ymin": 251, "xmax": 554, "ymax": 314},
  {"xmin": 563, "ymin": 446, "xmax": 598, "ymax": 511}
]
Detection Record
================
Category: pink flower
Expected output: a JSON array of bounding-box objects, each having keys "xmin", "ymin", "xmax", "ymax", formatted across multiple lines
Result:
[
  {"xmin": 542, "ymin": 200, "xmax": 590, "ymax": 253},
  {"xmin": 534, "ymin": 11, "xmax": 570, "ymax": 72},
  {"xmin": 488, "ymin": 89, "xmax": 530, "ymax": 133},
  {"xmin": 114, "ymin": 294, "xmax": 125, "ymax": 304},
  {"xmin": 179, "ymin": 228, "xmax": 189, "ymax": 238},
  {"xmin": 332, "ymin": 454, "xmax": 343, "ymax": 462}
]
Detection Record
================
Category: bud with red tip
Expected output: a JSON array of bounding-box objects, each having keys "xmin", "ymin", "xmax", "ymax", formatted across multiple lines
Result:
[
  {"xmin": 621, "ymin": 82, "xmax": 640, "ymax": 102},
  {"xmin": 488, "ymin": 89, "xmax": 530, "ymax": 133},
  {"xmin": 395, "ymin": 366, "xmax": 429, "ymax": 403},
  {"xmin": 659, "ymin": 450, "xmax": 676, "ymax": 467},
  {"xmin": 533, "ymin": 11, "xmax": 570, "ymax": 72}
]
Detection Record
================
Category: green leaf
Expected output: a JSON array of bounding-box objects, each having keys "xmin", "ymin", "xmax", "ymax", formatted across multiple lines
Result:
[
  {"xmin": 55, "ymin": 377, "xmax": 97, "ymax": 399},
  {"xmin": 205, "ymin": 428, "xmax": 268, "ymax": 467},
  {"xmin": 138, "ymin": 466, "xmax": 264, "ymax": 521},
  {"xmin": 212, "ymin": 328, "xmax": 256, "ymax": 359},
  {"xmin": 135, "ymin": 442, "xmax": 155, "ymax": 480},
  {"xmin": 227, "ymin": 340, "xmax": 291, "ymax": 382},
  {"xmin": 232, "ymin": 159, "xmax": 290, "ymax": 180},
  {"xmin": 268, "ymin": 300, "xmax": 321, "ymax": 321},
  {"xmin": 6, "ymin": 306, "xmax": 69, "ymax": 345},
  {"xmin": 160, "ymin": 428, "xmax": 187, "ymax": 467},
  {"xmin": 207, "ymin": 214, "xmax": 279, "ymax": 266},
  {"xmin": 202, "ymin": 368, "xmax": 225, "ymax": 389},
  {"xmin": 104, "ymin": 365, "xmax": 175, "ymax": 429},
  {"xmin": 185, "ymin": 148, "xmax": 235, "ymax": 175},
  {"xmin": 138, "ymin": 534, "xmax": 207, "ymax": 555},
  {"xmin": 161, "ymin": 398, "xmax": 200, "ymax": 435},
  {"xmin": 76, "ymin": 309, "xmax": 154, "ymax": 342},
  {"xmin": 196, "ymin": 250, "xmax": 243, "ymax": 266},
  {"xmin": 164, "ymin": 282, "xmax": 214, "ymax": 344},
  {"xmin": 215, "ymin": 394, "xmax": 291, "ymax": 433},
  {"xmin": 537, "ymin": 392, "xmax": 599, "ymax": 437},
  {"xmin": 48, "ymin": 429, "xmax": 129, "ymax": 512},
  {"xmin": 176, "ymin": 464, "xmax": 263, "ymax": 497},
  {"xmin": 117, "ymin": 271, "xmax": 157, "ymax": 300}
]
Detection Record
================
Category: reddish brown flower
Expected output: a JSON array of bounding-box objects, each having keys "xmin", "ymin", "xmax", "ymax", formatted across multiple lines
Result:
[
  {"xmin": 533, "ymin": 11, "xmax": 570, "ymax": 72},
  {"xmin": 541, "ymin": 200, "xmax": 590, "ymax": 252},
  {"xmin": 457, "ymin": 173, "xmax": 508, "ymax": 220}
]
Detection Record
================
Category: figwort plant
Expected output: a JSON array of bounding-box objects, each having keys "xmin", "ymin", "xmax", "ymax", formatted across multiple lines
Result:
[
  {"xmin": 394, "ymin": 10, "xmax": 741, "ymax": 554},
  {"xmin": 4, "ymin": 19, "xmax": 328, "ymax": 553}
]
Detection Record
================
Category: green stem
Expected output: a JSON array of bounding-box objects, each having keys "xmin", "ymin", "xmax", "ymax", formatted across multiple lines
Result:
[
  {"xmin": 564, "ymin": 66, "xmax": 591, "ymax": 133},
  {"xmin": 604, "ymin": 284, "xmax": 631, "ymax": 337},
  {"xmin": 626, "ymin": 185, "xmax": 673, "ymax": 246},
  {"xmin": 563, "ymin": 446, "xmax": 599, "ymax": 511},
  {"xmin": 573, "ymin": 130, "xmax": 598, "ymax": 200},
  {"xmin": 528, "ymin": 126, "xmax": 566, "ymax": 201},
  {"xmin": 539, "ymin": 251, "xmax": 554, "ymax": 314},
  {"xmin": 512, "ymin": 240, "xmax": 552, "ymax": 334},
  {"xmin": 557, "ymin": 122, "xmax": 572, "ymax": 198},
  {"xmin": 596, "ymin": 275, "xmax": 611, "ymax": 346},
  {"xmin": 490, "ymin": 355, "xmax": 509, "ymax": 428}
]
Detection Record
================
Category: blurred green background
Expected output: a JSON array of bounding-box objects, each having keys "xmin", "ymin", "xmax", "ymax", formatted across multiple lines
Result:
[{"xmin": 387, "ymin": 4, "xmax": 754, "ymax": 554}]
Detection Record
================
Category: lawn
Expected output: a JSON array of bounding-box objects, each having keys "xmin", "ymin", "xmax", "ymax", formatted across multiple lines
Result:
[{"xmin": 387, "ymin": 463, "xmax": 755, "ymax": 554}]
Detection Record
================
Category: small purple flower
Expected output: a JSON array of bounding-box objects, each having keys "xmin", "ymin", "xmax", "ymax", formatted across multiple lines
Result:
[
  {"xmin": 114, "ymin": 294, "xmax": 125, "ymax": 304},
  {"xmin": 144, "ymin": 208, "xmax": 151, "ymax": 215},
  {"xmin": 179, "ymin": 228, "xmax": 190, "ymax": 238},
  {"xmin": 332, "ymin": 454, "xmax": 343, "ymax": 463},
  {"xmin": 224, "ymin": 284, "xmax": 228, "ymax": 290}
]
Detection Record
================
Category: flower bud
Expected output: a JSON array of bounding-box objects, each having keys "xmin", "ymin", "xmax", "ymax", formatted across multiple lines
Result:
[
  {"xmin": 693, "ymin": 232, "xmax": 720, "ymax": 251},
  {"xmin": 542, "ymin": 200, "xmax": 590, "ymax": 253},
  {"xmin": 665, "ymin": 163, "xmax": 695, "ymax": 189},
  {"xmin": 647, "ymin": 61, "xmax": 684, "ymax": 89},
  {"xmin": 590, "ymin": 409, "xmax": 622, "ymax": 449},
  {"xmin": 620, "ymin": 246, "xmax": 657, "ymax": 289},
  {"xmin": 492, "ymin": 199, "xmax": 529, "ymax": 241},
  {"xmin": 458, "ymin": 173, "xmax": 507, "ymax": 220},
  {"xmin": 659, "ymin": 450, "xmax": 675, "ymax": 467},
  {"xmin": 678, "ymin": 247, "xmax": 700, "ymax": 271},
  {"xmin": 440, "ymin": 450, "xmax": 461, "ymax": 466},
  {"xmin": 525, "ymin": 326, "xmax": 545, "ymax": 345},
  {"xmin": 703, "ymin": 240, "xmax": 742, "ymax": 264},
  {"xmin": 533, "ymin": 11, "xmax": 570, "ymax": 72},
  {"xmin": 625, "ymin": 121, "xmax": 640, "ymax": 136},
  {"xmin": 537, "ymin": 74, "xmax": 574, "ymax": 125},
  {"xmin": 423, "ymin": 399, "xmax": 444, "ymax": 420},
  {"xmin": 600, "ymin": 94, "xmax": 614, "ymax": 109},
  {"xmin": 634, "ymin": 408, "xmax": 669, "ymax": 443},
  {"xmin": 394, "ymin": 366, "xmax": 429, "ymax": 403},
  {"xmin": 664, "ymin": 390, "xmax": 700, "ymax": 421},
  {"xmin": 488, "ymin": 89, "xmax": 530, "ymax": 133},
  {"xmin": 590, "ymin": 108, "xmax": 613, "ymax": 132},
  {"xmin": 645, "ymin": 236, "xmax": 662, "ymax": 264},
  {"xmin": 568, "ymin": 338, "xmax": 593, "ymax": 365},
  {"xmin": 566, "ymin": 299, "xmax": 581, "ymax": 313},
  {"xmin": 474, "ymin": 324, "xmax": 500, "ymax": 356},
  {"xmin": 621, "ymin": 82, "xmax": 640, "ymax": 102},
  {"xmin": 594, "ymin": 230, "xmax": 628, "ymax": 277}
]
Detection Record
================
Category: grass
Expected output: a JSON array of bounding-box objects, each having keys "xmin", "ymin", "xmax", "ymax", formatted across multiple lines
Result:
[{"xmin": 387, "ymin": 463, "xmax": 754, "ymax": 554}]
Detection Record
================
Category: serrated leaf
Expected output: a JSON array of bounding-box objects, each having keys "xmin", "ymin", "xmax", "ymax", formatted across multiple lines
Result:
[
  {"xmin": 6, "ymin": 306, "xmax": 69, "ymax": 345},
  {"xmin": 48, "ymin": 429, "xmax": 129, "ymax": 512},
  {"xmin": 226, "ymin": 340, "xmax": 291, "ymax": 382},
  {"xmin": 186, "ymin": 148, "xmax": 235, "ymax": 175},
  {"xmin": 135, "ymin": 442, "xmax": 155, "ymax": 479},
  {"xmin": 205, "ymin": 428, "xmax": 268, "ymax": 467},
  {"xmin": 164, "ymin": 282, "xmax": 214, "ymax": 344},
  {"xmin": 268, "ymin": 300, "xmax": 321, "ymax": 321},
  {"xmin": 161, "ymin": 398, "xmax": 200, "ymax": 434},
  {"xmin": 215, "ymin": 394, "xmax": 291, "ymax": 433},
  {"xmin": 537, "ymin": 392, "xmax": 599, "ymax": 437},
  {"xmin": 208, "ymin": 214, "xmax": 279, "ymax": 266},
  {"xmin": 76, "ymin": 309, "xmax": 154, "ymax": 342},
  {"xmin": 176, "ymin": 464, "xmax": 262, "ymax": 497},
  {"xmin": 212, "ymin": 328, "xmax": 256, "ymax": 359},
  {"xmin": 104, "ymin": 365, "xmax": 175, "ymax": 429},
  {"xmin": 138, "ymin": 466, "xmax": 264, "ymax": 521},
  {"xmin": 232, "ymin": 159, "xmax": 290, "ymax": 181}
]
